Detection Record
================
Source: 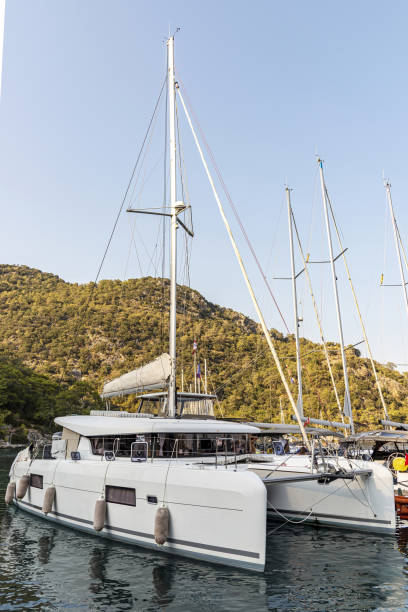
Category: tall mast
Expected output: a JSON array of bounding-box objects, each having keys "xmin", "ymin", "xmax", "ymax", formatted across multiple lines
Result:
[
  {"xmin": 318, "ymin": 159, "xmax": 354, "ymax": 434},
  {"xmin": 286, "ymin": 187, "xmax": 303, "ymax": 417},
  {"xmin": 291, "ymin": 212, "xmax": 345, "ymax": 427},
  {"xmin": 326, "ymin": 190, "xmax": 389, "ymax": 420},
  {"xmin": 385, "ymin": 180, "xmax": 408, "ymax": 324},
  {"xmin": 167, "ymin": 36, "xmax": 177, "ymax": 418}
]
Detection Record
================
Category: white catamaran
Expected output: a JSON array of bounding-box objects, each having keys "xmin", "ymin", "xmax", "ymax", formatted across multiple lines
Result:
[{"xmin": 6, "ymin": 36, "xmax": 396, "ymax": 572}]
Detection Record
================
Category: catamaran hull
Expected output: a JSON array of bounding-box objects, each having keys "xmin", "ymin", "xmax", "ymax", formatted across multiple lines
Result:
[
  {"xmin": 13, "ymin": 499, "xmax": 263, "ymax": 570},
  {"xmin": 248, "ymin": 457, "xmax": 396, "ymax": 534},
  {"xmin": 11, "ymin": 457, "xmax": 266, "ymax": 572}
]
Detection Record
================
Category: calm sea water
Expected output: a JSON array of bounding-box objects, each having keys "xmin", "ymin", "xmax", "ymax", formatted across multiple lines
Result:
[{"xmin": 0, "ymin": 450, "xmax": 408, "ymax": 611}]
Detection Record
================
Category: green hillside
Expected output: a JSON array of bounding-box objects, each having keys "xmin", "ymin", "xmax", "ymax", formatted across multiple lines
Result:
[{"xmin": 0, "ymin": 263, "xmax": 407, "ymax": 437}]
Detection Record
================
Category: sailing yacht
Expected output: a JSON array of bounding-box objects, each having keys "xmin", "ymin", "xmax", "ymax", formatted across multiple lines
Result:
[
  {"xmin": 5, "ymin": 35, "xmax": 269, "ymax": 573},
  {"xmin": 5, "ymin": 37, "xmax": 396, "ymax": 573},
  {"xmin": 251, "ymin": 166, "xmax": 396, "ymax": 532}
]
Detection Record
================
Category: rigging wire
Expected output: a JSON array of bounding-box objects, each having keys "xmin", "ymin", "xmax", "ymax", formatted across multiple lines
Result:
[
  {"xmin": 93, "ymin": 75, "xmax": 166, "ymax": 289},
  {"xmin": 126, "ymin": 231, "xmax": 143, "ymax": 278},
  {"xmin": 152, "ymin": 216, "xmax": 166, "ymax": 278},
  {"xmin": 290, "ymin": 208, "xmax": 345, "ymax": 424},
  {"xmin": 125, "ymin": 152, "xmax": 165, "ymax": 280},
  {"xmin": 380, "ymin": 192, "xmax": 389, "ymax": 361},
  {"xmin": 59, "ymin": 75, "xmax": 167, "ymax": 381},
  {"xmin": 207, "ymin": 369, "xmax": 224, "ymax": 418},
  {"xmin": 174, "ymin": 96, "xmax": 198, "ymax": 393},
  {"xmin": 132, "ymin": 222, "xmax": 162, "ymax": 277},
  {"xmin": 396, "ymin": 221, "xmax": 408, "ymax": 278},
  {"xmin": 306, "ymin": 168, "xmax": 319, "ymax": 261},
  {"xmin": 127, "ymin": 94, "xmax": 163, "ymax": 209},
  {"xmin": 264, "ymin": 194, "xmax": 285, "ymax": 276},
  {"xmin": 395, "ymin": 221, "xmax": 408, "ymax": 365},
  {"xmin": 176, "ymin": 76, "xmax": 290, "ymax": 335},
  {"xmin": 324, "ymin": 185, "xmax": 389, "ymax": 420},
  {"xmin": 128, "ymin": 152, "xmax": 165, "ymax": 210},
  {"xmin": 175, "ymin": 97, "xmax": 189, "ymax": 383},
  {"xmin": 214, "ymin": 343, "xmax": 269, "ymax": 396}
]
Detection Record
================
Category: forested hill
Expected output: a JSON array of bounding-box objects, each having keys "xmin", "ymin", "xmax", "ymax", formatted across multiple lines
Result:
[{"xmin": 0, "ymin": 263, "xmax": 407, "ymax": 438}]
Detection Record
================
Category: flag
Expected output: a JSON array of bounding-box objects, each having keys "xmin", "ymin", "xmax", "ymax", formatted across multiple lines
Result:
[
  {"xmin": 196, "ymin": 363, "xmax": 201, "ymax": 379},
  {"xmin": 405, "ymin": 452, "xmax": 408, "ymax": 466},
  {"xmin": 192, "ymin": 340, "xmax": 197, "ymax": 355},
  {"xmin": 286, "ymin": 363, "xmax": 295, "ymax": 384}
]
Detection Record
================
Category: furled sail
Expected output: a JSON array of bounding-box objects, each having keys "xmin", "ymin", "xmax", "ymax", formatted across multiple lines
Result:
[{"xmin": 101, "ymin": 353, "xmax": 171, "ymax": 398}]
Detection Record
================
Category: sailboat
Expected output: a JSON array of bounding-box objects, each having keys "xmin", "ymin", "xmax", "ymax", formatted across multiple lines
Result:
[
  {"xmin": 5, "ymin": 35, "xmax": 267, "ymax": 573},
  {"xmin": 364, "ymin": 179, "xmax": 408, "ymax": 517},
  {"xmin": 307, "ymin": 175, "xmax": 408, "ymax": 521},
  {"xmin": 5, "ymin": 37, "xmax": 396, "ymax": 573},
  {"xmin": 248, "ymin": 162, "xmax": 396, "ymax": 532}
]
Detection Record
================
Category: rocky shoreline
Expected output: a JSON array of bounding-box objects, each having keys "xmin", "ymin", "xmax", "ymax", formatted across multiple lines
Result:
[{"xmin": 0, "ymin": 441, "xmax": 25, "ymax": 449}]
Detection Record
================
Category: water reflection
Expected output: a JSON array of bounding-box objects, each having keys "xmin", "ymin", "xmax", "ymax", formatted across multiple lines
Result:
[
  {"xmin": 398, "ymin": 526, "xmax": 408, "ymax": 554},
  {"xmin": 37, "ymin": 532, "xmax": 55, "ymax": 565},
  {"xmin": 0, "ymin": 450, "xmax": 408, "ymax": 610},
  {"xmin": 152, "ymin": 563, "xmax": 174, "ymax": 606},
  {"xmin": 89, "ymin": 546, "xmax": 108, "ymax": 581}
]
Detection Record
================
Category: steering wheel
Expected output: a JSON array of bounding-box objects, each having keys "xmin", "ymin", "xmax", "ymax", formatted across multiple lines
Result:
[{"xmin": 386, "ymin": 452, "xmax": 405, "ymax": 474}]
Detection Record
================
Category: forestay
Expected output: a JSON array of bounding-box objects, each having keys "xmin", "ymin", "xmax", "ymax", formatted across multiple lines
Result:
[{"xmin": 101, "ymin": 353, "xmax": 171, "ymax": 398}]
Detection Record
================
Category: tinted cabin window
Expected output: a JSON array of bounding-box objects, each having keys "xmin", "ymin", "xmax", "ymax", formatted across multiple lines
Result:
[
  {"xmin": 90, "ymin": 433, "xmax": 251, "ymax": 459},
  {"xmin": 30, "ymin": 474, "xmax": 43, "ymax": 489},
  {"xmin": 91, "ymin": 436, "xmax": 140, "ymax": 457},
  {"xmin": 105, "ymin": 485, "xmax": 136, "ymax": 506}
]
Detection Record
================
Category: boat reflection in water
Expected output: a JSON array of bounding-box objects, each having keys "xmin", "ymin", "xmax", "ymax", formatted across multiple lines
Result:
[
  {"xmin": 1, "ymin": 498, "xmax": 408, "ymax": 611},
  {"xmin": 0, "ymin": 504, "xmax": 268, "ymax": 611}
]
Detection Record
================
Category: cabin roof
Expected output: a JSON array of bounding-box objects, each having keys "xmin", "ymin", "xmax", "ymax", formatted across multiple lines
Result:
[{"xmin": 55, "ymin": 415, "xmax": 260, "ymax": 437}]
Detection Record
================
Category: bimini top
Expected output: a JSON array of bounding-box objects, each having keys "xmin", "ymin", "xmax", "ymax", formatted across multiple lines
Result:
[
  {"xmin": 344, "ymin": 430, "xmax": 408, "ymax": 444},
  {"xmin": 248, "ymin": 422, "xmax": 344, "ymax": 438},
  {"xmin": 55, "ymin": 415, "xmax": 261, "ymax": 437}
]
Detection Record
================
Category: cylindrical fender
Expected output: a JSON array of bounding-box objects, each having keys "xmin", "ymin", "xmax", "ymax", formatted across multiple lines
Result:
[
  {"xmin": 93, "ymin": 498, "xmax": 106, "ymax": 532},
  {"xmin": 42, "ymin": 485, "xmax": 56, "ymax": 514},
  {"xmin": 5, "ymin": 481, "xmax": 16, "ymax": 504},
  {"xmin": 154, "ymin": 505, "xmax": 170, "ymax": 545},
  {"xmin": 16, "ymin": 474, "xmax": 30, "ymax": 499}
]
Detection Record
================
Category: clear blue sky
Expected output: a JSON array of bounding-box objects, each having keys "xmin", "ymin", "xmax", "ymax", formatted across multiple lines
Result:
[{"xmin": 1, "ymin": 0, "xmax": 408, "ymax": 369}]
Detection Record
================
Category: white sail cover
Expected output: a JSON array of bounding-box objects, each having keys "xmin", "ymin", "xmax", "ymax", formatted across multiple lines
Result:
[{"xmin": 101, "ymin": 353, "xmax": 171, "ymax": 399}]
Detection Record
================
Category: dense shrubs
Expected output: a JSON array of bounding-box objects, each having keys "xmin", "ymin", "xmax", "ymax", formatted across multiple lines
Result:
[{"xmin": 0, "ymin": 264, "xmax": 406, "ymax": 431}]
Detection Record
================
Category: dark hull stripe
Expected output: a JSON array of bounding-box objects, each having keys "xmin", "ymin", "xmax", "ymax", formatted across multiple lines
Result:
[
  {"xmin": 16, "ymin": 500, "xmax": 260, "ymax": 559},
  {"xmin": 268, "ymin": 507, "xmax": 392, "ymax": 525}
]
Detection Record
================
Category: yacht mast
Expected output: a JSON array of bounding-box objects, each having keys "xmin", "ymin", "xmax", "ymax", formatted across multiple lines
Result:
[
  {"xmin": 291, "ymin": 212, "xmax": 345, "ymax": 426},
  {"xmin": 167, "ymin": 35, "xmax": 178, "ymax": 418},
  {"xmin": 318, "ymin": 159, "xmax": 354, "ymax": 434},
  {"xmin": 286, "ymin": 187, "xmax": 303, "ymax": 417},
  {"xmin": 280, "ymin": 398, "xmax": 285, "ymax": 424},
  {"xmin": 326, "ymin": 190, "xmax": 389, "ymax": 420},
  {"xmin": 385, "ymin": 180, "xmax": 408, "ymax": 324}
]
